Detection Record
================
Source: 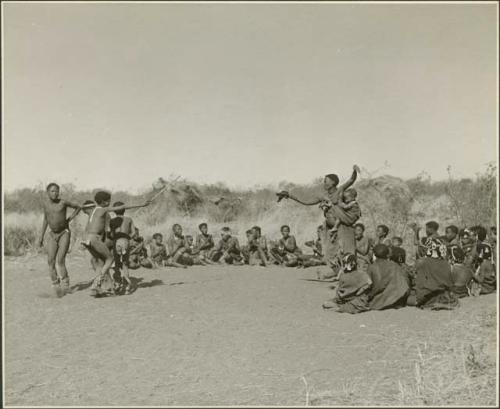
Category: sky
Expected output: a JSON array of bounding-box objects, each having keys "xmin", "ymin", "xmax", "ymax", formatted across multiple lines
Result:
[{"xmin": 2, "ymin": 2, "xmax": 498, "ymax": 193}]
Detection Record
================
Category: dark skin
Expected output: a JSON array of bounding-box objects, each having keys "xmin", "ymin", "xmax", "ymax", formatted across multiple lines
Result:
[
  {"xmin": 38, "ymin": 185, "xmax": 88, "ymax": 245},
  {"xmin": 279, "ymin": 165, "xmax": 360, "ymax": 207}
]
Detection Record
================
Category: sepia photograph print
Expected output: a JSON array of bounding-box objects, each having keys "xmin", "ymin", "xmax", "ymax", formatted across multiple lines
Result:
[{"xmin": 2, "ymin": 1, "xmax": 498, "ymax": 407}]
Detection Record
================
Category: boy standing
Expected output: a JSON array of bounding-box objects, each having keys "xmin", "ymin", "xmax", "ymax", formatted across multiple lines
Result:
[{"xmin": 38, "ymin": 183, "xmax": 91, "ymax": 296}]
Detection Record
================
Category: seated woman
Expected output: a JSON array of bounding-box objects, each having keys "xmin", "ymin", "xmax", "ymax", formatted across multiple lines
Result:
[
  {"xmin": 413, "ymin": 238, "xmax": 459, "ymax": 310},
  {"xmin": 471, "ymin": 226, "xmax": 496, "ymax": 295},
  {"xmin": 367, "ymin": 244, "xmax": 410, "ymax": 310},
  {"xmin": 448, "ymin": 246, "xmax": 473, "ymax": 298},
  {"xmin": 322, "ymin": 254, "xmax": 372, "ymax": 314}
]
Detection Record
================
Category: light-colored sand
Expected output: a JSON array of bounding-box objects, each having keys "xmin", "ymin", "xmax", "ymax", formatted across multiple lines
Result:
[{"xmin": 3, "ymin": 253, "xmax": 497, "ymax": 406}]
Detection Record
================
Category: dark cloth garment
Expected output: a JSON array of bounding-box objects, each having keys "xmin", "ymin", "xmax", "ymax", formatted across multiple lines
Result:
[
  {"xmin": 367, "ymin": 259, "xmax": 410, "ymax": 310},
  {"xmin": 212, "ymin": 236, "xmax": 242, "ymax": 263},
  {"xmin": 475, "ymin": 260, "xmax": 496, "ymax": 294},
  {"xmin": 355, "ymin": 236, "xmax": 372, "ymax": 273},
  {"xmin": 415, "ymin": 258, "xmax": 459, "ymax": 310},
  {"xmin": 195, "ymin": 233, "xmax": 215, "ymax": 257},
  {"xmin": 450, "ymin": 263, "xmax": 473, "ymax": 297},
  {"xmin": 333, "ymin": 268, "xmax": 372, "ymax": 314},
  {"xmin": 461, "ymin": 242, "xmax": 478, "ymax": 269}
]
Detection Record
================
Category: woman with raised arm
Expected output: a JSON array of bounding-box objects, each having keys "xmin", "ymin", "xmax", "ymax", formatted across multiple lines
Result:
[{"xmin": 277, "ymin": 165, "xmax": 361, "ymax": 276}]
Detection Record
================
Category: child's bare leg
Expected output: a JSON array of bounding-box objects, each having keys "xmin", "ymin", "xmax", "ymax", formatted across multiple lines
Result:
[
  {"xmin": 46, "ymin": 234, "xmax": 59, "ymax": 286},
  {"xmin": 88, "ymin": 239, "xmax": 114, "ymax": 292},
  {"xmin": 56, "ymin": 231, "xmax": 71, "ymax": 291}
]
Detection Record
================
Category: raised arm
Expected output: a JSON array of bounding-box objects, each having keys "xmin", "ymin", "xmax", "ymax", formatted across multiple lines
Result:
[{"xmin": 339, "ymin": 165, "xmax": 360, "ymax": 191}]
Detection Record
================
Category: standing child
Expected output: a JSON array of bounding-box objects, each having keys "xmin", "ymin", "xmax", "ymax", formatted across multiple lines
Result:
[
  {"xmin": 354, "ymin": 223, "xmax": 372, "ymax": 273},
  {"xmin": 38, "ymin": 183, "xmax": 91, "ymax": 296},
  {"xmin": 81, "ymin": 191, "xmax": 151, "ymax": 297},
  {"xmin": 109, "ymin": 201, "xmax": 137, "ymax": 294},
  {"xmin": 390, "ymin": 236, "xmax": 406, "ymax": 265}
]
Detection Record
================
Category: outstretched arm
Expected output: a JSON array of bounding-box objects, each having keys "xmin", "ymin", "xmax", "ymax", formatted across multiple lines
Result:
[
  {"xmin": 278, "ymin": 191, "xmax": 321, "ymax": 206},
  {"xmin": 66, "ymin": 207, "xmax": 82, "ymax": 224},
  {"xmin": 106, "ymin": 200, "xmax": 152, "ymax": 213},
  {"xmin": 339, "ymin": 165, "xmax": 360, "ymax": 191}
]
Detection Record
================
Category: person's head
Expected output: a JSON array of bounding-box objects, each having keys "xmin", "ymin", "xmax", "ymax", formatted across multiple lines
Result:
[
  {"xmin": 390, "ymin": 247, "xmax": 406, "ymax": 264},
  {"xmin": 471, "ymin": 225, "xmax": 487, "ymax": 242},
  {"xmin": 324, "ymin": 173, "xmax": 339, "ymax": 190},
  {"xmin": 198, "ymin": 223, "xmax": 208, "ymax": 235},
  {"xmin": 172, "ymin": 224, "xmax": 183, "ymax": 236},
  {"xmin": 376, "ymin": 225, "xmax": 389, "ymax": 239},
  {"xmin": 221, "ymin": 226, "xmax": 232, "ymax": 239},
  {"xmin": 185, "ymin": 235, "xmax": 194, "ymax": 246},
  {"xmin": 152, "ymin": 233, "xmax": 163, "ymax": 244},
  {"xmin": 449, "ymin": 245, "xmax": 465, "ymax": 265},
  {"xmin": 445, "ymin": 225, "xmax": 459, "ymax": 241},
  {"xmin": 113, "ymin": 201, "xmax": 125, "ymax": 215},
  {"xmin": 425, "ymin": 221, "xmax": 439, "ymax": 237},
  {"xmin": 82, "ymin": 200, "xmax": 95, "ymax": 216},
  {"xmin": 94, "ymin": 191, "xmax": 111, "ymax": 207},
  {"xmin": 341, "ymin": 253, "xmax": 357, "ymax": 272},
  {"xmin": 459, "ymin": 228, "xmax": 472, "ymax": 245},
  {"xmin": 354, "ymin": 223, "xmax": 365, "ymax": 239},
  {"xmin": 425, "ymin": 237, "xmax": 447, "ymax": 260},
  {"xmin": 280, "ymin": 225, "xmax": 290, "ymax": 238},
  {"xmin": 343, "ymin": 188, "xmax": 357, "ymax": 203},
  {"xmin": 46, "ymin": 183, "xmax": 60, "ymax": 201},
  {"xmin": 252, "ymin": 226, "xmax": 262, "ymax": 238},
  {"xmin": 391, "ymin": 236, "xmax": 403, "ymax": 248},
  {"xmin": 373, "ymin": 244, "xmax": 390, "ymax": 260}
]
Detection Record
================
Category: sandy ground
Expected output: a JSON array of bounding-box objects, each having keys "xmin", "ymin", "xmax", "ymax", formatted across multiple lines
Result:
[{"xmin": 3, "ymin": 253, "xmax": 498, "ymax": 406}]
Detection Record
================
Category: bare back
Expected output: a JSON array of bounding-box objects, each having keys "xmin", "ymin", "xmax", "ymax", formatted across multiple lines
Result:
[{"xmin": 86, "ymin": 207, "xmax": 108, "ymax": 235}]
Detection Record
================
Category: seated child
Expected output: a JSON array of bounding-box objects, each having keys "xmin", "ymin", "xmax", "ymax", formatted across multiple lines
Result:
[
  {"xmin": 184, "ymin": 235, "xmax": 208, "ymax": 266},
  {"xmin": 269, "ymin": 225, "xmax": 302, "ymax": 267},
  {"xmin": 299, "ymin": 225, "xmax": 326, "ymax": 268},
  {"xmin": 166, "ymin": 224, "xmax": 192, "ymax": 267},
  {"xmin": 241, "ymin": 229, "xmax": 255, "ymax": 264},
  {"xmin": 149, "ymin": 233, "xmax": 168, "ymax": 268},
  {"xmin": 448, "ymin": 246, "xmax": 473, "ymax": 298},
  {"xmin": 211, "ymin": 227, "xmax": 243, "ymax": 265},
  {"xmin": 195, "ymin": 223, "xmax": 215, "ymax": 262},
  {"xmin": 129, "ymin": 228, "xmax": 154, "ymax": 269}
]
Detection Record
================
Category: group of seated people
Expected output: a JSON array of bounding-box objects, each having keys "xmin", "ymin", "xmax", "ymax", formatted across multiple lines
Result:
[
  {"xmin": 107, "ymin": 210, "xmax": 496, "ymax": 312},
  {"xmin": 323, "ymin": 222, "xmax": 497, "ymax": 313}
]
